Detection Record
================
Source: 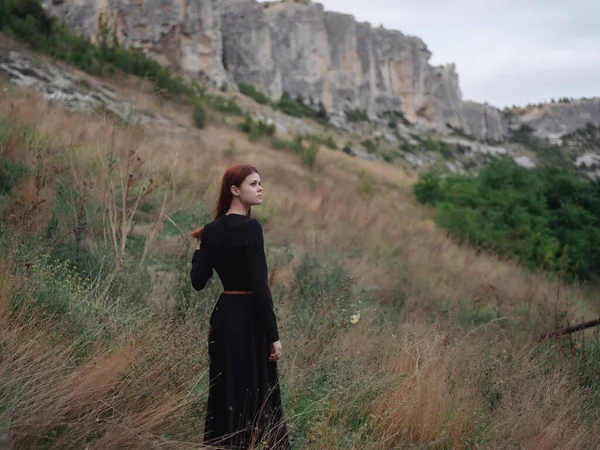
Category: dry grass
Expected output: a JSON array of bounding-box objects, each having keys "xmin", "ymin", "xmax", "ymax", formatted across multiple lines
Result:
[{"xmin": 0, "ymin": 75, "xmax": 598, "ymax": 449}]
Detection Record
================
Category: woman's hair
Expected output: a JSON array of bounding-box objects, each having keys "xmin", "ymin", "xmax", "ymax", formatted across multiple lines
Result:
[{"xmin": 190, "ymin": 164, "xmax": 259, "ymax": 240}]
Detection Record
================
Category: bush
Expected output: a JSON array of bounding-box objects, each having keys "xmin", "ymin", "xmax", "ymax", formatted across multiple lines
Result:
[
  {"xmin": 304, "ymin": 133, "xmax": 337, "ymax": 150},
  {"xmin": 238, "ymin": 115, "xmax": 275, "ymax": 141},
  {"xmin": 0, "ymin": 159, "xmax": 30, "ymax": 195},
  {"xmin": 301, "ymin": 142, "xmax": 319, "ymax": 169},
  {"xmin": 413, "ymin": 170, "xmax": 444, "ymax": 205},
  {"xmin": 345, "ymin": 108, "xmax": 369, "ymax": 123},
  {"xmin": 276, "ymin": 92, "xmax": 313, "ymax": 118},
  {"xmin": 381, "ymin": 110, "xmax": 410, "ymax": 126},
  {"xmin": 238, "ymin": 83, "xmax": 270, "ymax": 105},
  {"xmin": 362, "ymin": 139, "xmax": 378, "ymax": 154},
  {"xmin": 192, "ymin": 103, "xmax": 206, "ymax": 129},
  {"xmin": 290, "ymin": 136, "xmax": 305, "ymax": 154},
  {"xmin": 413, "ymin": 159, "xmax": 600, "ymax": 281},
  {"xmin": 270, "ymin": 135, "xmax": 290, "ymax": 151},
  {"xmin": 324, "ymin": 136, "xmax": 337, "ymax": 150},
  {"xmin": 207, "ymin": 95, "xmax": 242, "ymax": 116}
]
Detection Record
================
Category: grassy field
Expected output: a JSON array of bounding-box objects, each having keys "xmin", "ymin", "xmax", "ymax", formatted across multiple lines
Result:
[{"xmin": 1, "ymin": 65, "xmax": 599, "ymax": 449}]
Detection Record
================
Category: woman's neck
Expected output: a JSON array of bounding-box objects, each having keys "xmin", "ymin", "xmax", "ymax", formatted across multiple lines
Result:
[{"xmin": 226, "ymin": 200, "xmax": 250, "ymax": 216}]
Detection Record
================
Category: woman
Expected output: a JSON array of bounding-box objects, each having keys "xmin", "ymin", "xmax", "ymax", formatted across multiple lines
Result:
[{"xmin": 190, "ymin": 164, "xmax": 290, "ymax": 449}]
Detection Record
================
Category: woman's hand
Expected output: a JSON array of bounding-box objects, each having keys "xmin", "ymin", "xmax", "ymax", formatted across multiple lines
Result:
[{"xmin": 269, "ymin": 340, "xmax": 283, "ymax": 361}]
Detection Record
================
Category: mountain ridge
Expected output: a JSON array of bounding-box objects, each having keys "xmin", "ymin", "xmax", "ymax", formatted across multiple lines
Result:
[{"xmin": 37, "ymin": 0, "xmax": 600, "ymax": 143}]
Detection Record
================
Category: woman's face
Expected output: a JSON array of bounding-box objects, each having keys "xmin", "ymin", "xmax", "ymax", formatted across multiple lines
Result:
[{"xmin": 233, "ymin": 172, "xmax": 263, "ymax": 206}]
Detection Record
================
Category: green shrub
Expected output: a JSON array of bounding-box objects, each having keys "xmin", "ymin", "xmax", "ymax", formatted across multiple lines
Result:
[
  {"xmin": 238, "ymin": 83, "xmax": 271, "ymax": 105},
  {"xmin": 413, "ymin": 159, "xmax": 600, "ymax": 281},
  {"xmin": 345, "ymin": 108, "xmax": 369, "ymax": 123},
  {"xmin": 276, "ymin": 93, "xmax": 312, "ymax": 118},
  {"xmin": 301, "ymin": 142, "xmax": 319, "ymax": 168},
  {"xmin": 362, "ymin": 139, "xmax": 378, "ymax": 154},
  {"xmin": 324, "ymin": 136, "xmax": 337, "ymax": 150},
  {"xmin": 238, "ymin": 115, "xmax": 275, "ymax": 140},
  {"xmin": 192, "ymin": 103, "xmax": 206, "ymax": 129},
  {"xmin": 413, "ymin": 170, "xmax": 444, "ymax": 205},
  {"xmin": 290, "ymin": 136, "xmax": 305, "ymax": 154},
  {"xmin": 381, "ymin": 152, "xmax": 394, "ymax": 163},
  {"xmin": 0, "ymin": 159, "xmax": 30, "ymax": 195},
  {"xmin": 207, "ymin": 95, "xmax": 242, "ymax": 116},
  {"xmin": 381, "ymin": 110, "xmax": 410, "ymax": 126},
  {"xmin": 304, "ymin": 133, "xmax": 337, "ymax": 150},
  {"xmin": 270, "ymin": 135, "xmax": 290, "ymax": 151}
]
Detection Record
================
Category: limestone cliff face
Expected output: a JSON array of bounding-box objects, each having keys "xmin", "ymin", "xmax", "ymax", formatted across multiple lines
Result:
[
  {"xmin": 461, "ymin": 101, "xmax": 507, "ymax": 142},
  {"xmin": 460, "ymin": 99, "xmax": 600, "ymax": 142},
  {"xmin": 40, "ymin": 0, "xmax": 600, "ymax": 142},
  {"xmin": 41, "ymin": 0, "xmax": 230, "ymax": 85},
  {"xmin": 221, "ymin": 0, "xmax": 464, "ymax": 125},
  {"xmin": 508, "ymin": 99, "xmax": 600, "ymax": 140}
]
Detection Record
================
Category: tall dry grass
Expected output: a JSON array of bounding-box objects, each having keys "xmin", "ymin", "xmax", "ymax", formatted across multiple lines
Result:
[{"xmin": 0, "ymin": 79, "xmax": 598, "ymax": 449}]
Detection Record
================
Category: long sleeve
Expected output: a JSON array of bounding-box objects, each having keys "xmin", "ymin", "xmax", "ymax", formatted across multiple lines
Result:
[
  {"xmin": 245, "ymin": 220, "xmax": 280, "ymax": 343},
  {"xmin": 190, "ymin": 240, "xmax": 214, "ymax": 291}
]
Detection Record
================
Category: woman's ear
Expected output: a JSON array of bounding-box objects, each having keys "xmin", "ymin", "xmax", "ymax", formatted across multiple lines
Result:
[{"xmin": 230, "ymin": 185, "xmax": 240, "ymax": 197}]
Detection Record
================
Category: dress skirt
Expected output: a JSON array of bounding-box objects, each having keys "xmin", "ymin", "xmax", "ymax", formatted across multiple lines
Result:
[{"xmin": 204, "ymin": 293, "xmax": 290, "ymax": 449}]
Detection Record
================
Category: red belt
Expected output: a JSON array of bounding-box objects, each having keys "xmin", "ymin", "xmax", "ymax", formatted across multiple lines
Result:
[{"xmin": 223, "ymin": 290, "xmax": 253, "ymax": 295}]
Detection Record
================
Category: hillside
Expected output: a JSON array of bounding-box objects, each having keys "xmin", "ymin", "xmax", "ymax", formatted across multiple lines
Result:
[{"xmin": 1, "ymin": 6, "xmax": 600, "ymax": 450}]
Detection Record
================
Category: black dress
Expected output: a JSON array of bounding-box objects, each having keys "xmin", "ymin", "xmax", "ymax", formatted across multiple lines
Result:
[{"xmin": 190, "ymin": 214, "xmax": 291, "ymax": 449}]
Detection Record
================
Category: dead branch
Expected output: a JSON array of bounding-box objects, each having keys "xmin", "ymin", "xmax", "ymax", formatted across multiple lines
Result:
[{"xmin": 540, "ymin": 318, "xmax": 600, "ymax": 341}]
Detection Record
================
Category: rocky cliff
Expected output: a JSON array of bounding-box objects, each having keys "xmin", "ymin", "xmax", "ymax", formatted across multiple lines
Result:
[
  {"xmin": 221, "ymin": 0, "xmax": 465, "ymax": 128},
  {"xmin": 507, "ymin": 99, "xmax": 600, "ymax": 141},
  {"xmin": 40, "ymin": 0, "xmax": 599, "ymax": 142},
  {"xmin": 41, "ymin": 0, "xmax": 230, "ymax": 86}
]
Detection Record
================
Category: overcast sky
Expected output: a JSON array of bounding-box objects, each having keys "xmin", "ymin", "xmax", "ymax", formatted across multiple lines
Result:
[{"xmin": 260, "ymin": 0, "xmax": 599, "ymax": 108}]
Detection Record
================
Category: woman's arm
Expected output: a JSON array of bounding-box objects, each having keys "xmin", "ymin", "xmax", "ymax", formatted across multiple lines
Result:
[
  {"xmin": 245, "ymin": 220, "xmax": 280, "ymax": 343},
  {"xmin": 190, "ymin": 239, "xmax": 214, "ymax": 291}
]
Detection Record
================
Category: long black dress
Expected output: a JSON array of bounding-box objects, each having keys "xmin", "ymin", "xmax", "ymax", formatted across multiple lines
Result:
[{"xmin": 190, "ymin": 213, "xmax": 291, "ymax": 449}]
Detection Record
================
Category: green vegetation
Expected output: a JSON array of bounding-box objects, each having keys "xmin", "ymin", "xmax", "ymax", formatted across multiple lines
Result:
[
  {"xmin": 275, "ymin": 93, "xmax": 329, "ymax": 124},
  {"xmin": 238, "ymin": 83, "xmax": 270, "ymax": 105},
  {"xmin": 237, "ymin": 114, "xmax": 276, "ymax": 141},
  {"xmin": 192, "ymin": 102, "xmax": 206, "ymax": 129},
  {"xmin": 0, "ymin": 159, "xmax": 29, "ymax": 195},
  {"xmin": 361, "ymin": 138, "xmax": 378, "ymax": 154},
  {"xmin": 381, "ymin": 110, "xmax": 410, "ymax": 127},
  {"xmin": 304, "ymin": 133, "xmax": 337, "ymax": 150},
  {"xmin": 345, "ymin": 108, "xmax": 369, "ymax": 123},
  {"xmin": 237, "ymin": 84, "xmax": 330, "ymax": 124},
  {"xmin": 1, "ymin": 1, "xmax": 194, "ymax": 100},
  {"xmin": 235, "ymin": 116, "xmax": 319, "ymax": 168},
  {"xmin": 206, "ymin": 95, "xmax": 243, "ymax": 116},
  {"xmin": 413, "ymin": 159, "xmax": 600, "ymax": 281}
]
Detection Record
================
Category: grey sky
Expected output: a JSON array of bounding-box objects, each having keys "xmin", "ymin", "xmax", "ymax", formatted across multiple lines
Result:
[{"xmin": 261, "ymin": 0, "xmax": 600, "ymax": 108}]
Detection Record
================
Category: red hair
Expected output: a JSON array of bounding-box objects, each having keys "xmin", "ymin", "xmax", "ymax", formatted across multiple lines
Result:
[{"xmin": 190, "ymin": 164, "xmax": 259, "ymax": 240}]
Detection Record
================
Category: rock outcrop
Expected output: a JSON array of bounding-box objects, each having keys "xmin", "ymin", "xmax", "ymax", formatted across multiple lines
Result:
[
  {"xmin": 0, "ymin": 42, "xmax": 185, "ymax": 132},
  {"xmin": 221, "ymin": 0, "xmax": 465, "ymax": 127},
  {"xmin": 507, "ymin": 99, "xmax": 600, "ymax": 141},
  {"xmin": 460, "ymin": 101, "xmax": 507, "ymax": 142},
  {"xmin": 39, "ymin": 0, "xmax": 600, "ymax": 142},
  {"xmin": 41, "ymin": 0, "xmax": 230, "ymax": 86}
]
